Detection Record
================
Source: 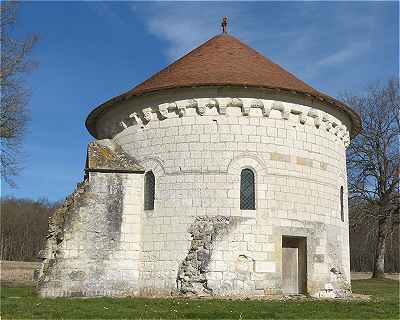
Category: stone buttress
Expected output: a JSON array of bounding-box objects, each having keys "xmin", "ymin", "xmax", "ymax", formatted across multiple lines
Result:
[{"xmin": 37, "ymin": 140, "xmax": 144, "ymax": 297}]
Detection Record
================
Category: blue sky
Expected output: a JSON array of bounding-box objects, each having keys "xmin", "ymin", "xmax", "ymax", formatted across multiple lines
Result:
[{"xmin": 2, "ymin": 1, "xmax": 398, "ymax": 202}]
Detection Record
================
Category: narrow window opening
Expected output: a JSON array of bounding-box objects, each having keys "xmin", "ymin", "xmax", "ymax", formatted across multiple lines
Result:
[
  {"xmin": 240, "ymin": 168, "xmax": 255, "ymax": 210},
  {"xmin": 340, "ymin": 186, "xmax": 344, "ymax": 222},
  {"xmin": 144, "ymin": 171, "xmax": 155, "ymax": 210}
]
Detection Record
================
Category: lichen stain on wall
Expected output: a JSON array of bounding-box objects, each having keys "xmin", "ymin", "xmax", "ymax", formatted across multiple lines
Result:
[
  {"xmin": 37, "ymin": 173, "xmax": 126, "ymax": 296},
  {"xmin": 81, "ymin": 173, "xmax": 125, "ymax": 292},
  {"xmin": 88, "ymin": 174, "xmax": 124, "ymax": 254}
]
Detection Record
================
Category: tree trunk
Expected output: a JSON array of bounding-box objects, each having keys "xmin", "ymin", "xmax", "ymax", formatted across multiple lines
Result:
[{"xmin": 372, "ymin": 215, "xmax": 388, "ymax": 278}]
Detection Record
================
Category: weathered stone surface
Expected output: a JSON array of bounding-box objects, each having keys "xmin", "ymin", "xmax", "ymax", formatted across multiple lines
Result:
[
  {"xmin": 37, "ymin": 180, "xmax": 89, "ymax": 290},
  {"xmin": 86, "ymin": 139, "xmax": 144, "ymax": 172},
  {"xmin": 312, "ymin": 267, "xmax": 352, "ymax": 299},
  {"xmin": 37, "ymin": 141, "xmax": 144, "ymax": 297},
  {"xmin": 177, "ymin": 216, "xmax": 238, "ymax": 296}
]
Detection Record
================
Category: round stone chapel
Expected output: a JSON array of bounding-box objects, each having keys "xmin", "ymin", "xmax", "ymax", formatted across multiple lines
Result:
[{"xmin": 38, "ymin": 29, "xmax": 361, "ymax": 298}]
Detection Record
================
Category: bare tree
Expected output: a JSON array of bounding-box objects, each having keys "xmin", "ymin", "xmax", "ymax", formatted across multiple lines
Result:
[
  {"xmin": 349, "ymin": 200, "xmax": 399, "ymax": 273},
  {"xmin": 343, "ymin": 78, "xmax": 400, "ymax": 278},
  {"xmin": 0, "ymin": 197, "xmax": 59, "ymax": 261},
  {"xmin": 0, "ymin": 1, "xmax": 38, "ymax": 187}
]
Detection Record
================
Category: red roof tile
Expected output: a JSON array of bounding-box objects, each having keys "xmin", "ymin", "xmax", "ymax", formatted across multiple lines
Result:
[
  {"xmin": 131, "ymin": 34, "xmax": 320, "ymax": 96},
  {"xmin": 86, "ymin": 34, "xmax": 361, "ymax": 137}
]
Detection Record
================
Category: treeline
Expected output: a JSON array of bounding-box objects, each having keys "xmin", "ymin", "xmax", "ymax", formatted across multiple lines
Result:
[
  {"xmin": 350, "ymin": 221, "xmax": 399, "ymax": 273},
  {"xmin": 0, "ymin": 197, "xmax": 399, "ymax": 272},
  {"xmin": 349, "ymin": 204, "xmax": 399, "ymax": 273},
  {"xmin": 0, "ymin": 197, "xmax": 59, "ymax": 261}
]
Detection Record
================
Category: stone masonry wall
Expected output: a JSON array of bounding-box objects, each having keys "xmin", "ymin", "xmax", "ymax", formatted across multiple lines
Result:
[
  {"xmin": 110, "ymin": 90, "xmax": 351, "ymax": 297},
  {"xmin": 37, "ymin": 171, "xmax": 143, "ymax": 297},
  {"xmin": 39, "ymin": 88, "xmax": 353, "ymax": 298}
]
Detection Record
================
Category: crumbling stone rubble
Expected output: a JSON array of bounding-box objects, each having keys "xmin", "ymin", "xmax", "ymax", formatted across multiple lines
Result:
[
  {"xmin": 311, "ymin": 267, "xmax": 351, "ymax": 299},
  {"xmin": 177, "ymin": 216, "xmax": 237, "ymax": 296},
  {"xmin": 36, "ymin": 140, "xmax": 144, "ymax": 297},
  {"xmin": 36, "ymin": 180, "xmax": 89, "ymax": 288}
]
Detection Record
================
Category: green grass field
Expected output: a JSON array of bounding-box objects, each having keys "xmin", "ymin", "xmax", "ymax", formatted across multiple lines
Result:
[{"xmin": 1, "ymin": 279, "xmax": 399, "ymax": 319}]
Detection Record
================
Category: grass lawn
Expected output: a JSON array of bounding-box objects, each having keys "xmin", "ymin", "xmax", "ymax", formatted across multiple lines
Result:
[{"xmin": 1, "ymin": 279, "xmax": 399, "ymax": 319}]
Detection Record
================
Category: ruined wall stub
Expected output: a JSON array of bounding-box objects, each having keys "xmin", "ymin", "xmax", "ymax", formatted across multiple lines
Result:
[{"xmin": 37, "ymin": 141, "xmax": 144, "ymax": 297}]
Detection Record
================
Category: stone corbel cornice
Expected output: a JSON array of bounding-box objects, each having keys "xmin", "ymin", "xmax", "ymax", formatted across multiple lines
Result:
[
  {"xmin": 115, "ymin": 97, "xmax": 351, "ymax": 147},
  {"xmin": 176, "ymin": 101, "xmax": 187, "ymax": 117},
  {"xmin": 217, "ymin": 98, "xmax": 234, "ymax": 115},
  {"xmin": 129, "ymin": 112, "xmax": 144, "ymax": 128},
  {"xmin": 272, "ymin": 101, "xmax": 290, "ymax": 120},
  {"xmin": 205, "ymin": 98, "xmax": 218, "ymax": 114},
  {"xmin": 158, "ymin": 103, "xmax": 172, "ymax": 119},
  {"xmin": 142, "ymin": 107, "xmax": 153, "ymax": 122},
  {"xmin": 119, "ymin": 120, "xmax": 128, "ymax": 129},
  {"xmin": 308, "ymin": 109, "xmax": 321, "ymax": 128}
]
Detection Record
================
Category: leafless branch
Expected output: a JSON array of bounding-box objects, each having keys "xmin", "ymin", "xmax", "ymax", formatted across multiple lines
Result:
[
  {"xmin": 0, "ymin": 1, "xmax": 38, "ymax": 187},
  {"xmin": 343, "ymin": 78, "xmax": 400, "ymax": 277}
]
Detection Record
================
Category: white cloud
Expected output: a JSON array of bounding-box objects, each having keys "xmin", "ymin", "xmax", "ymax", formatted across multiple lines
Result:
[
  {"xmin": 130, "ymin": 1, "xmax": 376, "ymax": 85},
  {"xmin": 147, "ymin": 14, "xmax": 214, "ymax": 61},
  {"xmin": 315, "ymin": 41, "xmax": 370, "ymax": 68},
  {"xmin": 138, "ymin": 3, "xmax": 244, "ymax": 61},
  {"xmin": 131, "ymin": 3, "xmax": 339, "ymax": 66}
]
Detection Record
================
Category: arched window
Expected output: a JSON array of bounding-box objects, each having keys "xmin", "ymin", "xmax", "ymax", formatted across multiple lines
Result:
[
  {"xmin": 144, "ymin": 171, "xmax": 155, "ymax": 210},
  {"xmin": 340, "ymin": 186, "xmax": 344, "ymax": 222},
  {"xmin": 240, "ymin": 168, "xmax": 255, "ymax": 210}
]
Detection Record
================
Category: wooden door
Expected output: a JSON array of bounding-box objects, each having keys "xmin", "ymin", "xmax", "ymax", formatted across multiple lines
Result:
[{"xmin": 282, "ymin": 247, "xmax": 299, "ymax": 294}]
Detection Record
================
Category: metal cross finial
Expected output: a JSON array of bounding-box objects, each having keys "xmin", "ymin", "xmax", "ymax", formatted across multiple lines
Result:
[{"xmin": 221, "ymin": 16, "xmax": 228, "ymax": 34}]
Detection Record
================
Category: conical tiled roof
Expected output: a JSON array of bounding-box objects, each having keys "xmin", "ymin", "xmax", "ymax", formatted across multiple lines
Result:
[
  {"xmin": 86, "ymin": 33, "xmax": 361, "ymax": 137},
  {"xmin": 130, "ymin": 34, "xmax": 319, "ymax": 96}
]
